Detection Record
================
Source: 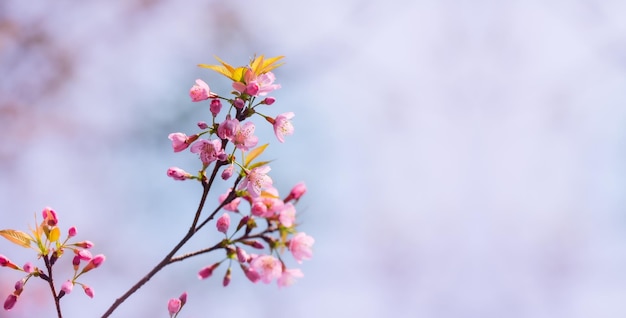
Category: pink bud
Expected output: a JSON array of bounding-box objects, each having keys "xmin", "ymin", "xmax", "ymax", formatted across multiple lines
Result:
[
  {"xmin": 82, "ymin": 285, "xmax": 95, "ymax": 298},
  {"xmin": 3, "ymin": 294, "xmax": 17, "ymax": 310},
  {"xmin": 167, "ymin": 298, "xmax": 181, "ymax": 316},
  {"xmin": 210, "ymin": 99, "xmax": 222, "ymax": 117},
  {"xmin": 197, "ymin": 121, "xmax": 209, "ymax": 129},
  {"xmin": 242, "ymin": 265, "xmax": 260, "ymax": 283},
  {"xmin": 42, "ymin": 207, "xmax": 58, "ymax": 226},
  {"xmin": 236, "ymin": 247, "xmax": 249, "ymax": 263},
  {"xmin": 68, "ymin": 226, "xmax": 77, "ymax": 237},
  {"xmin": 263, "ymin": 97, "xmax": 276, "ymax": 105},
  {"xmin": 0, "ymin": 254, "xmax": 9, "ymax": 266},
  {"xmin": 80, "ymin": 254, "xmax": 105, "ymax": 274},
  {"xmin": 285, "ymin": 182, "xmax": 307, "ymax": 202},
  {"xmin": 216, "ymin": 213, "xmax": 230, "ymax": 234},
  {"xmin": 178, "ymin": 292, "xmax": 187, "ymax": 306},
  {"xmin": 14, "ymin": 279, "xmax": 24, "ymax": 292},
  {"xmin": 167, "ymin": 167, "xmax": 192, "ymax": 181},
  {"xmin": 246, "ymin": 82, "xmax": 260, "ymax": 96},
  {"xmin": 72, "ymin": 255, "xmax": 81, "ymax": 270},
  {"xmin": 198, "ymin": 263, "xmax": 220, "ymax": 280},
  {"xmin": 23, "ymin": 262, "xmax": 33, "ymax": 274},
  {"xmin": 61, "ymin": 280, "xmax": 73, "ymax": 294},
  {"xmin": 74, "ymin": 240, "xmax": 94, "ymax": 249},
  {"xmin": 234, "ymin": 98, "xmax": 244, "ymax": 109},
  {"xmin": 223, "ymin": 268, "xmax": 232, "ymax": 287},
  {"xmin": 77, "ymin": 249, "xmax": 92, "ymax": 261},
  {"xmin": 221, "ymin": 164, "xmax": 234, "ymax": 180}
]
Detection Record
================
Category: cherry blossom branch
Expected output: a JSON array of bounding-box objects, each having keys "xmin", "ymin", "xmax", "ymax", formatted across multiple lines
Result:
[
  {"xmin": 101, "ymin": 172, "xmax": 239, "ymax": 318},
  {"xmin": 43, "ymin": 255, "xmax": 63, "ymax": 318}
]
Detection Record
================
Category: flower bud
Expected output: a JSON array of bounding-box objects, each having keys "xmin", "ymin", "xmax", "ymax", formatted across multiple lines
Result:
[
  {"xmin": 82, "ymin": 285, "xmax": 95, "ymax": 298},
  {"xmin": 216, "ymin": 213, "xmax": 230, "ymax": 234},
  {"xmin": 223, "ymin": 268, "xmax": 232, "ymax": 287},
  {"xmin": 3, "ymin": 294, "xmax": 17, "ymax": 311},
  {"xmin": 42, "ymin": 207, "xmax": 58, "ymax": 227},
  {"xmin": 61, "ymin": 280, "xmax": 73, "ymax": 295},
  {"xmin": 234, "ymin": 98, "xmax": 245, "ymax": 109},
  {"xmin": 68, "ymin": 226, "xmax": 77, "ymax": 237},
  {"xmin": 221, "ymin": 164, "xmax": 234, "ymax": 180},
  {"xmin": 285, "ymin": 182, "xmax": 307, "ymax": 202},
  {"xmin": 167, "ymin": 167, "xmax": 192, "ymax": 181},
  {"xmin": 210, "ymin": 99, "xmax": 222, "ymax": 117},
  {"xmin": 236, "ymin": 247, "xmax": 249, "ymax": 263},
  {"xmin": 73, "ymin": 240, "xmax": 94, "ymax": 249},
  {"xmin": 80, "ymin": 254, "xmax": 105, "ymax": 274},
  {"xmin": 198, "ymin": 263, "xmax": 220, "ymax": 280},
  {"xmin": 167, "ymin": 298, "xmax": 182, "ymax": 316},
  {"xmin": 263, "ymin": 97, "xmax": 276, "ymax": 105},
  {"xmin": 23, "ymin": 262, "xmax": 33, "ymax": 274},
  {"xmin": 178, "ymin": 292, "xmax": 187, "ymax": 306},
  {"xmin": 197, "ymin": 121, "xmax": 209, "ymax": 130}
]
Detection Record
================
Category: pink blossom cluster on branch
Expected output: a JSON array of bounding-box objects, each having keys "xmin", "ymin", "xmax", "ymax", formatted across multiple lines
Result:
[
  {"xmin": 0, "ymin": 54, "xmax": 313, "ymax": 318},
  {"xmin": 0, "ymin": 207, "xmax": 104, "ymax": 313}
]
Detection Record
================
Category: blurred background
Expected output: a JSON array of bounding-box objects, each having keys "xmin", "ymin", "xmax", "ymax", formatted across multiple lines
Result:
[{"xmin": 2, "ymin": 0, "xmax": 626, "ymax": 317}]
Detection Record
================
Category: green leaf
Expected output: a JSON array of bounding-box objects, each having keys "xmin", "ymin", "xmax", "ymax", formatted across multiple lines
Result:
[
  {"xmin": 244, "ymin": 144, "xmax": 269, "ymax": 168},
  {"xmin": 0, "ymin": 229, "xmax": 33, "ymax": 248},
  {"xmin": 248, "ymin": 160, "xmax": 272, "ymax": 171}
]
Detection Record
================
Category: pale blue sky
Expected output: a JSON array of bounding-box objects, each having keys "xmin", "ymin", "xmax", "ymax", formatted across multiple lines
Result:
[{"xmin": 2, "ymin": 1, "xmax": 626, "ymax": 317}]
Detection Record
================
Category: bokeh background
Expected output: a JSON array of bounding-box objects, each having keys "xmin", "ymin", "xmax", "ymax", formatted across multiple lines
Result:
[{"xmin": 2, "ymin": 0, "xmax": 626, "ymax": 317}]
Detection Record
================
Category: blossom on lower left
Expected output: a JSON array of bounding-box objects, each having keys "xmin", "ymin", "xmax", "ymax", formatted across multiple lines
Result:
[{"xmin": 0, "ymin": 207, "xmax": 105, "ymax": 311}]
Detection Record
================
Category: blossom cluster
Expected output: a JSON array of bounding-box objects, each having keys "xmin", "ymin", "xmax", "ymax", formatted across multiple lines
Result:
[
  {"xmin": 0, "ymin": 207, "xmax": 105, "ymax": 311},
  {"xmin": 163, "ymin": 55, "xmax": 314, "ymax": 314}
]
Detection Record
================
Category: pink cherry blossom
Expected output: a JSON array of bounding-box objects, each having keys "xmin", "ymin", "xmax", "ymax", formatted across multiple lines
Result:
[
  {"xmin": 216, "ymin": 213, "xmax": 230, "ymax": 234},
  {"xmin": 289, "ymin": 232, "xmax": 314, "ymax": 264},
  {"xmin": 239, "ymin": 166, "xmax": 272, "ymax": 197},
  {"xmin": 190, "ymin": 139, "xmax": 226, "ymax": 165},
  {"xmin": 249, "ymin": 255, "xmax": 282, "ymax": 284},
  {"xmin": 256, "ymin": 72, "xmax": 281, "ymax": 96},
  {"xmin": 217, "ymin": 115, "xmax": 238, "ymax": 140},
  {"xmin": 68, "ymin": 226, "xmax": 77, "ymax": 237},
  {"xmin": 167, "ymin": 167, "xmax": 192, "ymax": 181},
  {"xmin": 278, "ymin": 203, "xmax": 296, "ymax": 227},
  {"xmin": 273, "ymin": 112, "xmax": 295, "ymax": 143},
  {"xmin": 232, "ymin": 122, "xmax": 258, "ymax": 151},
  {"xmin": 189, "ymin": 79, "xmax": 214, "ymax": 102},
  {"xmin": 168, "ymin": 133, "xmax": 190, "ymax": 152},
  {"xmin": 277, "ymin": 268, "xmax": 303, "ymax": 288},
  {"xmin": 251, "ymin": 195, "xmax": 284, "ymax": 218}
]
